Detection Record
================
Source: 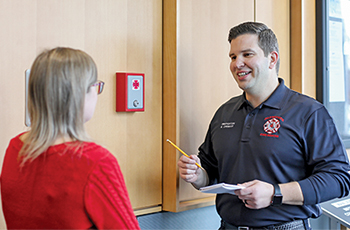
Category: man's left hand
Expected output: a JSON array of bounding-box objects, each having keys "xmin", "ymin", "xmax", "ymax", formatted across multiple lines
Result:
[{"xmin": 235, "ymin": 180, "xmax": 274, "ymax": 209}]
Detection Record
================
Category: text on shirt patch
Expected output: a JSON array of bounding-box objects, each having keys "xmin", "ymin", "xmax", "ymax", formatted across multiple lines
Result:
[
  {"xmin": 221, "ymin": 122, "xmax": 235, "ymax": 128},
  {"xmin": 260, "ymin": 116, "xmax": 284, "ymax": 138}
]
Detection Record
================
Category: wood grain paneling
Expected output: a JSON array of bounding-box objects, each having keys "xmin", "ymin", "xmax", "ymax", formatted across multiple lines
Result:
[
  {"xmin": 290, "ymin": 0, "xmax": 303, "ymax": 93},
  {"xmin": 177, "ymin": 0, "xmax": 254, "ymax": 205},
  {"xmin": 163, "ymin": 0, "xmax": 255, "ymax": 212},
  {"xmin": 256, "ymin": 0, "xmax": 290, "ymax": 87},
  {"xmin": 0, "ymin": 2, "xmax": 163, "ymax": 227},
  {"xmin": 162, "ymin": 0, "xmax": 179, "ymax": 212},
  {"xmin": 290, "ymin": 0, "xmax": 316, "ymax": 97},
  {"xmin": 163, "ymin": 0, "xmax": 291, "ymax": 212}
]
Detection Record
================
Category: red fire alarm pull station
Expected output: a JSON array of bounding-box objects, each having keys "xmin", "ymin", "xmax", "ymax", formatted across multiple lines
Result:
[{"xmin": 116, "ymin": 72, "xmax": 145, "ymax": 112}]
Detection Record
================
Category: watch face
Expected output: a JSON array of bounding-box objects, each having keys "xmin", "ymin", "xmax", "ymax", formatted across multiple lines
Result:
[
  {"xmin": 272, "ymin": 184, "xmax": 282, "ymax": 206},
  {"xmin": 273, "ymin": 195, "xmax": 283, "ymax": 206}
]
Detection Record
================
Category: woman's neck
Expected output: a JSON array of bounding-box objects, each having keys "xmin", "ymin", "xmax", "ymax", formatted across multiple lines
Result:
[{"xmin": 20, "ymin": 132, "xmax": 74, "ymax": 145}]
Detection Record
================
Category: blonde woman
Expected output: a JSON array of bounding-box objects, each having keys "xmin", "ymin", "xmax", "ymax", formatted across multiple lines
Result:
[{"xmin": 1, "ymin": 47, "xmax": 140, "ymax": 229}]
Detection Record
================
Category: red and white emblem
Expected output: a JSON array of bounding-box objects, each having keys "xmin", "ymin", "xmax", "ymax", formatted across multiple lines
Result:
[
  {"xmin": 132, "ymin": 79, "xmax": 140, "ymax": 90},
  {"xmin": 263, "ymin": 118, "xmax": 280, "ymax": 134}
]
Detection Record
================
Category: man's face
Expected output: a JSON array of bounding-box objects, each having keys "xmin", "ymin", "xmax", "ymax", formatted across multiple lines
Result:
[{"xmin": 229, "ymin": 34, "xmax": 272, "ymax": 94}]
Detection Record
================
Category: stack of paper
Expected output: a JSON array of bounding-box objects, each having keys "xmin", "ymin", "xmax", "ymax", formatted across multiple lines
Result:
[{"xmin": 199, "ymin": 183, "xmax": 244, "ymax": 195}]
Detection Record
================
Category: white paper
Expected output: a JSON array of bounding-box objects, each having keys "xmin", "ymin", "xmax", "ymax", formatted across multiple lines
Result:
[{"xmin": 199, "ymin": 183, "xmax": 244, "ymax": 195}]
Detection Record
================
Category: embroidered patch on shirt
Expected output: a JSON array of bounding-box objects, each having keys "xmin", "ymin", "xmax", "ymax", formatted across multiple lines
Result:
[
  {"xmin": 221, "ymin": 122, "xmax": 235, "ymax": 129},
  {"xmin": 260, "ymin": 116, "xmax": 284, "ymax": 138}
]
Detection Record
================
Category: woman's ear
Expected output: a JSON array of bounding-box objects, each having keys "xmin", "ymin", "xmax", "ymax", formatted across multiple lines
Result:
[{"xmin": 268, "ymin": 51, "xmax": 279, "ymax": 70}]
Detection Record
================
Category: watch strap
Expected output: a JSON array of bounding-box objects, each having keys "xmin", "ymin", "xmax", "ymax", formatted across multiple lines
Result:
[{"xmin": 272, "ymin": 183, "xmax": 283, "ymax": 206}]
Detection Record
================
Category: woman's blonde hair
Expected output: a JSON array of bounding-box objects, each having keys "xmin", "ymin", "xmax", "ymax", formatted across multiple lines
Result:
[{"xmin": 19, "ymin": 47, "xmax": 98, "ymax": 165}]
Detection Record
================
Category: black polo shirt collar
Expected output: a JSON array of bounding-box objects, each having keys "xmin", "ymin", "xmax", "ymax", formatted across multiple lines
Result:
[{"xmin": 237, "ymin": 78, "xmax": 286, "ymax": 111}]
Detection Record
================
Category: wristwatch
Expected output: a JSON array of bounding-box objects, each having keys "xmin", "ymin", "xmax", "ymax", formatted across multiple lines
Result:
[{"xmin": 271, "ymin": 184, "xmax": 283, "ymax": 206}]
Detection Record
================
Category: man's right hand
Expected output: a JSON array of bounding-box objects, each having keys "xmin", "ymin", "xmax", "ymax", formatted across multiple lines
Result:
[{"xmin": 177, "ymin": 155, "xmax": 208, "ymax": 188}]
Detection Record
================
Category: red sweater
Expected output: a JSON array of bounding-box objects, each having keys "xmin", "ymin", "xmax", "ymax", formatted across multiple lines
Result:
[{"xmin": 1, "ymin": 133, "xmax": 140, "ymax": 229}]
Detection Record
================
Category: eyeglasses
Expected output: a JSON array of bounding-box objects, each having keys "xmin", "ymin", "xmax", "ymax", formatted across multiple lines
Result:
[{"xmin": 91, "ymin": 81, "xmax": 105, "ymax": 95}]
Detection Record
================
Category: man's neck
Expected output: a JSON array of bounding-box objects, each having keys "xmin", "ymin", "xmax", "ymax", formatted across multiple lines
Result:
[{"xmin": 246, "ymin": 77, "xmax": 280, "ymax": 108}]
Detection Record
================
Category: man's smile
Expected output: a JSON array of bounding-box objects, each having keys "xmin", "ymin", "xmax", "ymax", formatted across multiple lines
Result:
[{"xmin": 237, "ymin": 71, "xmax": 252, "ymax": 80}]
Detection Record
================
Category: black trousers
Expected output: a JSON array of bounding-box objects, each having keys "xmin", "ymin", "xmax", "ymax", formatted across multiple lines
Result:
[{"xmin": 219, "ymin": 219, "xmax": 312, "ymax": 230}]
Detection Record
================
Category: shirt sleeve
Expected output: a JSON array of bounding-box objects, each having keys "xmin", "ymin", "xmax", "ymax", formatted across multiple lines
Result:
[
  {"xmin": 298, "ymin": 106, "xmax": 350, "ymax": 205},
  {"xmin": 84, "ymin": 153, "xmax": 140, "ymax": 230},
  {"xmin": 198, "ymin": 123, "xmax": 220, "ymax": 185}
]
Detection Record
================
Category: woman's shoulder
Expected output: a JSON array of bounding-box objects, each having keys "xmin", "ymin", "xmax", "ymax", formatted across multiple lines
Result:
[
  {"xmin": 79, "ymin": 142, "xmax": 116, "ymax": 161},
  {"xmin": 79, "ymin": 142, "xmax": 121, "ymax": 177},
  {"xmin": 7, "ymin": 132, "xmax": 27, "ymax": 148}
]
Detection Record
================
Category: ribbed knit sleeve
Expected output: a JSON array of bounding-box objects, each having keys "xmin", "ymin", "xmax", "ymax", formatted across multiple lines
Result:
[{"xmin": 84, "ymin": 153, "xmax": 140, "ymax": 230}]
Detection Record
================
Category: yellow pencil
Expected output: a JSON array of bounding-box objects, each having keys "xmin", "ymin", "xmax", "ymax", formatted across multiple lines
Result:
[{"xmin": 166, "ymin": 139, "xmax": 204, "ymax": 170}]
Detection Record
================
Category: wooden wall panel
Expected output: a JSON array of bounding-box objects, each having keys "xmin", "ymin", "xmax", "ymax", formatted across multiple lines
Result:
[
  {"xmin": 0, "ymin": 1, "xmax": 36, "ymax": 163},
  {"xmin": 177, "ymin": 0, "xmax": 255, "ymax": 204},
  {"xmin": 162, "ymin": 0, "xmax": 255, "ymax": 212},
  {"xmin": 36, "ymin": 0, "xmax": 86, "ymax": 51},
  {"xmin": 163, "ymin": 0, "xmax": 291, "ymax": 212},
  {"xmin": 255, "ymin": 0, "xmax": 290, "ymax": 87},
  {"xmin": 0, "ymin": 1, "xmax": 162, "ymax": 227},
  {"xmin": 162, "ymin": 0, "xmax": 178, "ymax": 212},
  {"xmin": 84, "ymin": 0, "xmax": 163, "ymax": 212},
  {"xmin": 0, "ymin": 2, "xmax": 37, "ymax": 228},
  {"xmin": 290, "ymin": 0, "xmax": 316, "ymax": 97}
]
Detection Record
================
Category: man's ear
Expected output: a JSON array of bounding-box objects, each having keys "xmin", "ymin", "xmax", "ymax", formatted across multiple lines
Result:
[{"xmin": 268, "ymin": 51, "xmax": 279, "ymax": 70}]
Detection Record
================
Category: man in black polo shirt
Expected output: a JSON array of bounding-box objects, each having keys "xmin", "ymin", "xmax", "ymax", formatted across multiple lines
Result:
[{"xmin": 178, "ymin": 21, "xmax": 350, "ymax": 230}]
